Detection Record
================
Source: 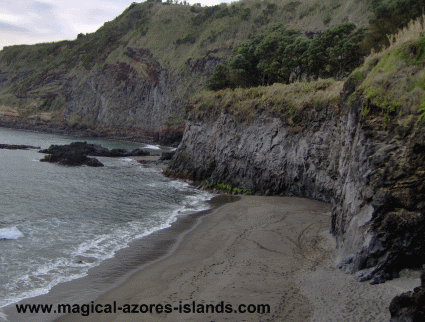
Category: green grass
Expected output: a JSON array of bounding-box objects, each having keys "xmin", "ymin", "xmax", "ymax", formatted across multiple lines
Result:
[
  {"xmin": 282, "ymin": 1, "xmax": 302, "ymax": 12},
  {"xmin": 418, "ymin": 101, "xmax": 425, "ymax": 122},
  {"xmin": 0, "ymin": 0, "xmax": 371, "ymax": 125},
  {"xmin": 349, "ymin": 34, "xmax": 425, "ymax": 128},
  {"xmin": 202, "ymin": 180, "xmax": 253, "ymax": 194},
  {"xmin": 0, "ymin": 0, "xmax": 370, "ymax": 73},
  {"xmin": 188, "ymin": 79, "xmax": 343, "ymax": 122},
  {"xmin": 299, "ymin": 3, "xmax": 320, "ymax": 19}
]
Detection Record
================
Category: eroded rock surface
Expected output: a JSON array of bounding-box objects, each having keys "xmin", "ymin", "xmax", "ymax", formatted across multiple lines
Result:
[
  {"xmin": 169, "ymin": 98, "xmax": 425, "ymax": 284},
  {"xmin": 390, "ymin": 271, "xmax": 425, "ymax": 321}
]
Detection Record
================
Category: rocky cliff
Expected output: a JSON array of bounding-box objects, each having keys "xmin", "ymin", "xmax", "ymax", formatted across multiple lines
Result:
[
  {"xmin": 0, "ymin": 0, "xmax": 369, "ymax": 141},
  {"xmin": 169, "ymin": 79, "xmax": 425, "ymax": 284},
  {"xmin": 64, "ymin": 48, "xmax": 195, "ymax": 132},
  {"xmin": 0, "ymin": 46, "xmax": 218, "ymax": 142}
]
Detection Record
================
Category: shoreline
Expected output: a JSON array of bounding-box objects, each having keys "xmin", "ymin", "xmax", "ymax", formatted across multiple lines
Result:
[
  {"xmin": 0, "ymin": 130, "xmax": 215, "ymax": 322},
  {"xmin": 0, "ymin": 120, "xmax": 182, "ymax": 148},
  {"xmin": 51, "ymin": 196, "xmax": 421, "ymax": 321},
  {"xmin": 1, "ymin": 125, "xmax": 421, "ymax": 321},
  {"xmin": 0, "ymin": 125, "xmax": 175, "ymax": 169},
  {"xmin": 0, "ymin": 122, "xmax": 156, "ymax": 145},
  {"xmin": 0, "ymin": 195, "xmax": 234, "ymax": 322},
  {"xmin": 2, "ymin": 195, "xmax": 421, "ymax": 321}
]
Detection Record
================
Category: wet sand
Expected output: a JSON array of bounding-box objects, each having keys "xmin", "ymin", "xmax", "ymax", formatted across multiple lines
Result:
[{"xmin": 5, "ymin": 196, "xmax": 420, "ymax": 322}]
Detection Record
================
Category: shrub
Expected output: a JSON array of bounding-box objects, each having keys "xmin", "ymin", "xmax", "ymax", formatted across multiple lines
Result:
[
  {"xmin": 282, "ymin": 1, "xmax": 301, "ymax": 12},
  {"xmin": 176, "ymin": 34, "xmax": 197, "ymax": 45}
]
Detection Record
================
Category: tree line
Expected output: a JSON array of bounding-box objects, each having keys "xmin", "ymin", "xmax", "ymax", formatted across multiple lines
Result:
[
  {"xmin": 364, "ymin": 0, "xmax": 425, "ymax": 51},
  {"xmin": 207, "ymin": 0, "xmax": 425, "ymax": 91},
  {"xmin": 207, "ymin": 22, "xmax": 366, "ymax": 90}
]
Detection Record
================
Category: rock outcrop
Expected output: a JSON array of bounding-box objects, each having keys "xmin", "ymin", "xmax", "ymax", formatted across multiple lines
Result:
[
  {"xmin": 390, "ymin": 271, "xmax": 425, "ymax": 321},
  {"xmin": 65, "ymin": 49, "xmax": 180, "ymax": 132},
  {"xmin": 40, "ymin": 150, "xmax": 104, "ymax": 167},
  {"xmin": 169, "ymin": 93, "xmax": 425, "ymax": 284},
  {"xmin": 39, "ymin": 141, "xmax": 150, "ymax": 166},
  {"xmin": 0, "ymin": 0, "xmax": 369, "ymax": 141},
  {"xmin": 0, "ymin": 47, "xmax": 219, "ymax": 142},
  {"xmin": 0, "ymin": 144, "xmax": 40, "ymax": 150}
]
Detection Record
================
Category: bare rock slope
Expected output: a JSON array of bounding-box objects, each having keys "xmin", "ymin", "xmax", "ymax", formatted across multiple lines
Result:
[{"xmin": 169, "ymin": 86, "xmax": 425, "ymax": 284}]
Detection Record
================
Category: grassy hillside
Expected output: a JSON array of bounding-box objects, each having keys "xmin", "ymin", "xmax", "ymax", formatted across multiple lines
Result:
[
  {"xmin": 0, "ymin": 0, "xmax": 371, "ymax": 71},
  {"xmin": 187, "ymin": 79, "xmax": 342, "ymax": 124},
  {"xmin": 352, "ymin": 15, "xmax": 425, "ymax": 130},
  {"xmin": 0, "ymin": 0, "xmax": 371, "ymax": 133},
  {"xmin": 185, "ymin": 13, "xmax": 425, "ymax": 135}
]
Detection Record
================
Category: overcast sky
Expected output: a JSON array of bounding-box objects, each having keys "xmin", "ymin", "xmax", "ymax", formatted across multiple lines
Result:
[{"xmin": 0, "ymin": 0, "xmax": 230, "ymax": 50}]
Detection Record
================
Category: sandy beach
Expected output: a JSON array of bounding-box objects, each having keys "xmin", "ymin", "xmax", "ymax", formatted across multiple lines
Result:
[
  {"xmin": 45, "ymin": 195, "xmax": 418, "ymax": 322},
  {"xmin": 3, "ymin": 194, "xmax": 421, "ymax": 322}
]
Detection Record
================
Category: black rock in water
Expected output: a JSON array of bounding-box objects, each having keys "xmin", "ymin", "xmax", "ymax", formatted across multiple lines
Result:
[
  {"xmin": 0, "ymin": 144, "xmax": 40, "ymax": 150},
  {"xmin": 40, "ymin": 149, "xmax": 104, "ymax": 167},
  {"xmin": 390, "ymin": 271, "xmax": 425, "ymax": 321},
  {"xmin": 85, "ymin": 157, "xmax": 104, "ymax": 167},
  {"xmin": 39, "ymin": 141, "xmax": 150, "ymax": 167},
  {"xmin": 39, "ymin": 142, "xmax": 150, "ymax": 158},
  {"xmin": 128, "ymin": 148, "xmax": 152, "ymax": 157}
]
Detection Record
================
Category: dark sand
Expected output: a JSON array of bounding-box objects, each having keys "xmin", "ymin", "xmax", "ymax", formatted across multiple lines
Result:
[{"xmin": 3, "ymin": 196, "xmax": 421, "ymax": 322}]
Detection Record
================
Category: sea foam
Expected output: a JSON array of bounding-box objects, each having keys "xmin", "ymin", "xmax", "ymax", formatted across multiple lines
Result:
[
  {"xmin": 143, "ymin": 144, "xmax": 161, "ymax": 150},
  {"xmin": 0, "ymin": 227, "xmax": 23, "ymax": 240}
]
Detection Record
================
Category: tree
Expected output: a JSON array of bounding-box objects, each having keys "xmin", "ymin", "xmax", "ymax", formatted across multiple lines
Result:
[
  {"xmin": 207, "ymin": 64, "xmax": 233, "ymax": 90},
  {"xmin": 205, "ymin": 21, "xmax": 367, "ymax": 89},
  {"xmin": 329, "ymin": 26, "xmax": 366, "ymax": 79},
  {"xmin": 306, "ymin": 23, "xmax": 365, "ymax": 79},
  {"xmin": 254, "ymin": 24, "xmax": 302, "ymax": 84},
  {"xmin": 228, "ymin": 35, "xmax": 263, "ymax": 87},
  {"xmin": 364, "ymin": 0, "xmax": 425, "ymax": 51},
  {"xmin": 228, "ymin": 54, "xmax": 256, "ymax": 88},
  {"xmin": 285, "ymin": 37, "xmax": 310, "ymax": 81}
]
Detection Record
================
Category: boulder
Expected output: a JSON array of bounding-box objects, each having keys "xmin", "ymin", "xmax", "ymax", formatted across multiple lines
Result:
[
  {"xmin": 389, "ymin": 271, "xmax": 425, "ymax": 321},
  {"xmin": 40, "ymin": 149, "xmax": 104, "ymax": 167},
  {"xmin": 160, "ymin": 151, "xmax": 175, "ymax": 160}
]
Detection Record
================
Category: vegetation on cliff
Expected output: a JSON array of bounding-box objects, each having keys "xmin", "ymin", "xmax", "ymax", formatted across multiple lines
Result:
[
  {"xmin": 0, "ymin": 0, "xmax": 369, "ymax": 135},
  {"xmin": 170, "ymin": 12, "xmax": 425, "ymax": 289},
  {"xmin": 0, "ymin": 0, "xmax": 423, "ymax": 138},
  {"xmin": 202, "ymin": 180, "xmax": 253, "ymax": 194},
  {"xmin": 188, "ymin": 79, "xmax": 343, "ymax": 126},
  {"xmin": 364, "ymin": 0, "xmax": 425, "ymax": 51},
  {"xmin": 207, "ymin": 22, "xmax": 366, "ymax": 90},
  {"xmin": 351, "ymin": 14, "xmax": 425, "ymax": 130},
  {"xmin": 197, "ymin": 8, "xmax": 425, "ymax": 134},
  {"xmin": 206, "ymin": 0, "xmax": 425, "ymax": 91}
]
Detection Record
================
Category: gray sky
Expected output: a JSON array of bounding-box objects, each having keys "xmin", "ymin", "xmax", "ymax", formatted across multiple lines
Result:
[{"xmin": 0, "ymin": 0, "xmax": 229, "ymax": 50}]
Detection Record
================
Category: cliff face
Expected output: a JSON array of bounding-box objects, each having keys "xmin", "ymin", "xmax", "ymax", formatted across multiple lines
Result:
[
  {"xmin": 0, "ymin": 47, "xmax": 219, "ymax": 141},
  {"xmin": 169, "ymin": 90, "xmax": 425, "ymax": 284},
  {"xmin": 0, "ymin": 0, "xmax": 370, "ymax": 139},
  {"xmin": 65, "ymin": 48, "xmax": 222, "ymax": 132},
  {"xmin": 65, "ymin": 48, "xmax": 182, "ymax": 131}
]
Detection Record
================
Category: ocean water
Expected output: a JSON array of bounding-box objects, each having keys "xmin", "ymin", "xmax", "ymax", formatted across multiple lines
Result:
[{"xmin": 0, "ymin": 127, "xmax": 212, "ymax": 309}]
